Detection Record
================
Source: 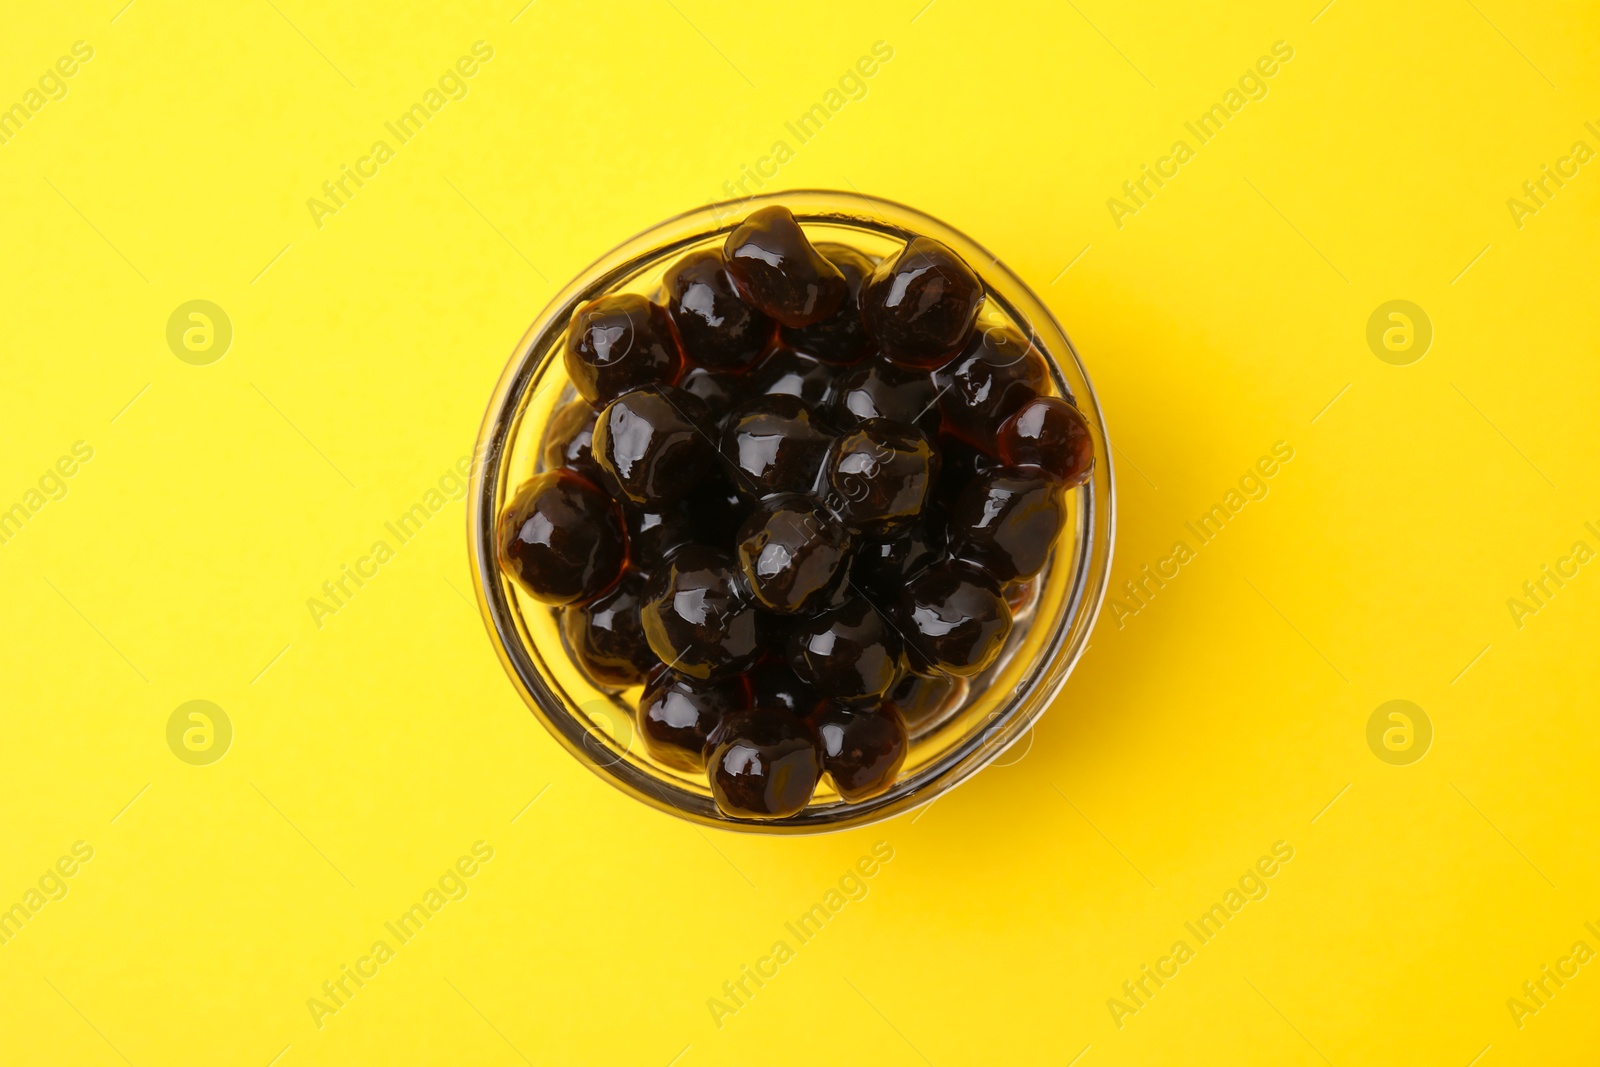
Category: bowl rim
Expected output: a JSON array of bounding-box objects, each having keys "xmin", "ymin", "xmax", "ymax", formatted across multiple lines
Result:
[{"xmin": 467, "ymin": 188, "xmax": 1116, "ymax": 834}]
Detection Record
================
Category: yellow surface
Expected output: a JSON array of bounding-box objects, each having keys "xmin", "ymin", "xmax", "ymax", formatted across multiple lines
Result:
[{"xmin": 2, "ymin": 1, "xmax": 1597, "ymax": 1063}]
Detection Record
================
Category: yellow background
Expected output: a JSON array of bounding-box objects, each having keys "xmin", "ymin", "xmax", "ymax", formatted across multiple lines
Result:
[{"xmin": 3, "ymin": 0, "xmax": 1598, "ymax": 1063}]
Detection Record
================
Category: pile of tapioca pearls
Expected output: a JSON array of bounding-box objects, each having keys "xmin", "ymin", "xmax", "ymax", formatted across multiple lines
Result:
[{"xmin": 499, "ymin": 205, "xmax": 1092, "ymax": 818}]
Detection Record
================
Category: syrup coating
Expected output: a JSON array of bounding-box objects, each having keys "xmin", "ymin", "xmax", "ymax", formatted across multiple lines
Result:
[
  {"xmin": 707, "ymin": 710, "xmax": 822, "ymax": 818},
  {"xmin": 832, "ymin": 353, "xmax": 942, "ymax": 434},
  {"xmin": 898, "ymin": 562, "xmax": 1013, "ymax": 676},
  {"xmin": 735, "ymin": 496, "xmax": 852, "ymax": 614},
  {"xmin": 564, "ymin": 293, "xmax": 683, "ymax": 405},
  {"xmin": 498, "ymin": 470, "xmax": 625, "ymax": 605},
  {"xmin": 788, "ymin": 597, "xmax": 903, "ymax": 704},
  {"xmin": 826, "ymin": 420, "xmax": 940, "ymax": 534},
  {"xmin": 665, "ymin": 248, "xmax": 773, "ymax": 368},
  {"xmin": 561, "ymin": 569, "xmax": 659, "ymax": 686},
  {"xmin": 746, "ymin": 345, "xmax": 836, "ymax": 410},
  {"xmin": 998, "ymin": 396, "xmax": 1094, "ymax": 486},
  {"xmin": 724, "ymin": 205, "xmax": 848, "ymax": 328},
  {"xmin": 639, "ymin": 669, "xmax": 748, "ymax": 771},
  {"xmin": 780, "ymin": 243, "xmax": 876, "ymax": 363},
  {"xmin": 720, "ymin": 395, "xmax": 832, "ymax": 499},
  {"xmin": 593, "ymin": 385, "xmax": 716, "ymax": 507},
  {"xmin": 639, "ymin": 545, "xmax": 762, "ymax": 681},
  {"xmin": 949, "ymin": 469, "xmax": 1067, "ymax": 582},
  {"xmin": 813, "ymin": 703, "xmax": 908, "ymax": 801},
  {"xmin": 542, "ymin": 400, "xmax": 605, "ymax": 485},
  {"xmin": 935, "ymin": 324, "xmax": 1049, "ymax": 444},
  {"xmin": 860, "ymin": 236, "xmax": 984, "ymax": 367}
]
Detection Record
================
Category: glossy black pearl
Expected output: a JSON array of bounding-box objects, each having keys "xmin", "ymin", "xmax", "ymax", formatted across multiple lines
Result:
[
  {"xmin": 749, "ymin": 660, "xmax": 827, "ymax": 719},
  {"xmin": 745, "ymin": 346, "xmax": 835, "ymax": 409},
  {"xmin": 623, "ymin": 501, "xmax": 698, "ymax": 568},
  {"xmin": 678, "ymin": 364, "xmax": 743, "ymax": 419},
  {"xmin": 825, "ymin": 420, "xmax": 940, "ymax": 533},
  {"xmin": 933, "ymin": 433, "xmax": 1001, "ymax": 512},
  {"xmin": 735, "ymin": 496, "xmax": 851, "ymax": 613},
  {"xmin": 497, "ymin": 470, "xmax": 625, "ymax": 605},
  {"xmin": 999, "ymin": 396, "xmax": 1093, "ymax": 486},
  {"xmin": 706, "ymin": 710, "xmax": 821, "ymax": 818},
  {"xmin": 898, "ymin": 563, "xmax": 1013, "ymax": 676},
  {"xmin": 860, "ymin": 236, "xmax": 984, "ymax": 368},
  {"xmin": 813, "ymin": 704, "xmax": 908, "ymax": 801},
  {"xmin": 851, "ymin": 518, "xmax": 944, "ymax": 599},
  {"xmin": 564, "ymin": 293, "xmax": 683, "ymax": 405},
  {"xmin": 664, "ymin": 248, "xmax": 773, "ymax": 368},
  {"xmin": 592, "ymin": 385, "xmax": 716, "ymax": 507},
  {"xmin": 935, "ymin": 325, "xmax": 1049, "ymax": 444},
  {"xmin": 885, "ymin": 670, "xmax": 963, "ymax": 729},
  {"xmin": 638, "ymin": 669, "xmax": 748, "ymax": 772},
  {"xmin": 831, "ymin": 353, "xmax": 941, "ymax": 434},
  {"xmin": 779, "ymin": 243, "xmax": 876, "ymax": 363},
  {"xmin": 560, "ymin": 570, "xmax": 659, "ymax": 687},
  {"xmin": 723, "ymin": 205, "xmax": 847, "ymax": 328},
  {"xmin": 542, "ymin": 399, "xmax": 605, "ymax": 485},
  {"xmin": 788, "ymin": 597, "xmax": 902, "ymax": 704},
  {"xmin": 682, "ymin": 475, "xmax": 751, "ymax": 554},
  {"xmin": 640, "ymin": 545, "xmax": 761, "ymax": 680},
  {"xmin": 720, "ymin": 394, "xmax": 832, "ymax": 499},
  {"xmin": 949, "ymin": 469, "xmax": 1067, "ymax": 582}
]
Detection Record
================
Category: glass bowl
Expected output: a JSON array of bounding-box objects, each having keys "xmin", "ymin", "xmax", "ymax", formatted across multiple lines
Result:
[{"xmin": 467, "ymin": 189, "xmax": 1115, "ymax": 834}]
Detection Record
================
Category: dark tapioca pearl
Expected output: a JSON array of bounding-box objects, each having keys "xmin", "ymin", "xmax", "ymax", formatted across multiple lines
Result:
[
  {"xmin": 745, "ymin": 345, "xmax": 835, "ymax": 410},
  {"xmin": 723, "ymin": 205, "xmax": 847, "ymax": 328},
  {"xmin": 850, "ymin": 518, "xmax": 945, "ymax": 599},
  {"xmin": 497, "ymin": 469, "xmax": 625, "ymax": 605},
  {"xmin": 623, "ymin": 501, "xmax": 699, "ymax": 568},
  {"xmin": 705, "ymin": 709, "xmax": 821, "ymax": 818},
  {"xmin": 885, "ymin": 670, "xmax": 964, "ymax": 730},
  {"xmin": 592, "ymin": 385, "xmax": 716, "ymax": 508},
  {"xmin": 831, "ymin": 352, "xmax": 942, "ymax": 434},
  {"xmin": 735, "ymin": 496, "xmax": 852, "ymax": 614},
  {"xmin": 541, "ymin": 399, "xmax": 604, "ymax": 484},
  {"xmin": 812, "ymin": 573, "xmax": 857, "ymax": 614},
  {"xmin": 949, "ymin": 469, "xmax": 1068, "ymax": 582},
  {"xmin": 933, "ymin": 433, "xmax": 1001, "ymax": 511},
  {"xmin": 934, "ymin": 324, "xmax": 1049, "ymax": 444},
  {"xmin": 683, "ymin": 475, "xmax": 751, "ymax": 553},
  {"xmin": 749, "ymin": 660, "xmax": 827, "ymax": 720},
  {"xmin": 860, "ymin": 236, "xmax": 984, "ymax": 368},
  {"xmin": 825, "ymin": 420, "xmax": 940, "ymax": 534},
  {"xmin": 560, "ymin": 570, "xmax": 659, "ymax": 687},
  {"xmin": 678, "ymin": 364, "xmax": 744, "ymax": 420},
  {"xmin": 664, "ymin": 248, "xmax": 773, "ymax": 368},
  {"xmin": 813, "ymin": 703, "xmax": 908, "ymax": 802},
  {"xmin": 564, "ymin": 293, "xmax": 684, "ymax": 405},
  {"xmin": 898, "ymin": 562, "xmax": 1013, "ymax": 676},
  {"xmin": 720, "ymin": 394, "xmax": 832, "ymax": 499},
  {"xmin": 638, "ymin": 669, "xmax": 748, "ymax": 772},
  {"xmin": 998, "ymin": 396, "xmax": 1094, "ymax": 486},
  {"xmin": 640, "ymin": 545, "xmax": 762, "ymax": 680},
  {"xmin": 779, "ymin": 243, "xmax": 876, "ymax": 363},
  {"xmin": 788, "ymin": 597, "xmax": 903, "ymax": 704}
]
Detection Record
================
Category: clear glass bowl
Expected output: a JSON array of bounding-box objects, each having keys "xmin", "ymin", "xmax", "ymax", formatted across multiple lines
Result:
[{"xmin": 467, "ymin": 190, "xmax": 1115, "ymax": 834}]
